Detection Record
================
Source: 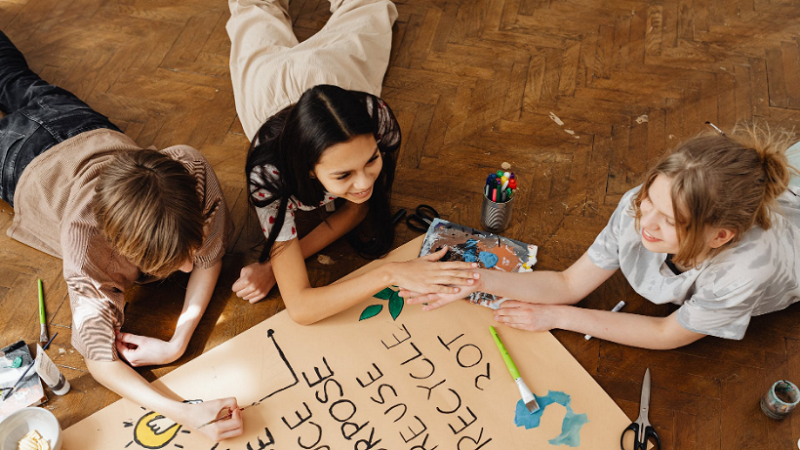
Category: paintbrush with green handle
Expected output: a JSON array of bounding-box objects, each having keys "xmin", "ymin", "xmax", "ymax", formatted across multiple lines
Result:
[
  {"xmin": 490, "ymin": 326, "xmax": 540, "ymax": 413},
  {"xmin": 38, "ymin": 279, "xmax": 48, "ymax": 344}
]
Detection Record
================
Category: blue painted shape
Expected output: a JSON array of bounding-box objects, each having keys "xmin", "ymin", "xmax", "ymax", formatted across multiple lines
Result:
[
  {"xmin": 513, "ymin": 390, "xmax": 589, "ymax": 448},
  {"xmin": 464, "ymin": 252, "xmax": 477, "ymax": 263},
  {"xmin": 478, "ymin": 251, "xmax": 499, "ymax": 268},
  {"xmin": 549, "ymin": 411, "xmax": 589, "ymax": 447},
  {"xmin": 514, "ymin": 399, "xmax": 543, "ymax": 429}
]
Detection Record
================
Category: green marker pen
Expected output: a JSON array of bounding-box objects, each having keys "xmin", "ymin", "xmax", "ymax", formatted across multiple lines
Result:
[
  {"xmin": 38, "ymin": 279, "xmax": 48, "ymax": 343},
  {"xmin": 490, "ymin": 326, "xmax": 540, "ymax": 413}
]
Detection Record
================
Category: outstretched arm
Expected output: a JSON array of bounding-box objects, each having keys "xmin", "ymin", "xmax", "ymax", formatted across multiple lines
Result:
[
  {"xmin": 494, "ymin": 303, "xmax": 705, "ymax": 350},
  {"xmin": 272, "ymin": 239, "xmax": 479, "ymax": 324},
  {"xmin": 86, "ymin": 358, "xmax": 243, "ymax": 442},
  {"xmin": 116, "ymin": 260, "xmax": 222, "ymax": 366},
  {"xmin": 405, "ymin": 251, "xmax": 617, "ymax": 310},
  {"xmin": 233, "ymin": 201, "xmax": 367, "ymax": 303}
]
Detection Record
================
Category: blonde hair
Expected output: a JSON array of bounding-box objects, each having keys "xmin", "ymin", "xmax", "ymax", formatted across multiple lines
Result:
[
  {"xmin": 632, "ymin": 124, "xmax": 798, "ymax": 267},
  {"xmin": 93, "ymin": 150, "xmax": 204, "ymax": 278}
]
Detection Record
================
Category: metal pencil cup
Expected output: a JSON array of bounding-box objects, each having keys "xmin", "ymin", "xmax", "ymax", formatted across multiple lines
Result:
[
  {"xmin": 760, "ymin": 380, "xmax": 799, "ymax": 420},
  {"xmin": 480, "ymin": 192, "xmax": 514, "ymax": 233}
]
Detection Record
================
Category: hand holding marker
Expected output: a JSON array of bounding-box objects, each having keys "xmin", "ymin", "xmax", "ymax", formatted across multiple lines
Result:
[{"xmin": 485, "ymin": 170, "xmax": 517, "ymax": 204}]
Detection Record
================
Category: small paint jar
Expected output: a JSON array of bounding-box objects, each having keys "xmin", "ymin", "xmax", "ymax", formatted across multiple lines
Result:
[
  {"xmin": 480, "ymin": 190, "xmax": 515, "ymax": 233},
  {"xmin": 760, "ymin": 380, "xmax": 799, "ymax": 420}
]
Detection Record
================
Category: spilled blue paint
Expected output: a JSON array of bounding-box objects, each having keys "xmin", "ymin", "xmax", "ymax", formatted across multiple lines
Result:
[
  {"xmin": 514, "ymin": 390, "xmax": 589, "ymax": 447},
  {"xmin": 478, "ymin": 251, "xmax": 499, "ymax": 268}
]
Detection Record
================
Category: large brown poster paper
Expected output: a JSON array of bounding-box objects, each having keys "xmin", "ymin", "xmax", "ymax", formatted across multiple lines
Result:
[{"xmin": 63, "ymin": 237, "xmax": 632, "ymax": 449}]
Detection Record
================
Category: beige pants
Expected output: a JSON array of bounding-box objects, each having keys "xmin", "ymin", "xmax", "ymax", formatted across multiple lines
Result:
[{"xmin": 227, "ymin": 0, "xmax": 398, "ymax": 140}]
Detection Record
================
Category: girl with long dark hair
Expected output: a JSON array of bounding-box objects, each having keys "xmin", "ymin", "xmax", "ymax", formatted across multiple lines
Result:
[{"xmin": 227, "ymin": 1, "xmax": 479, "ymax": 323}]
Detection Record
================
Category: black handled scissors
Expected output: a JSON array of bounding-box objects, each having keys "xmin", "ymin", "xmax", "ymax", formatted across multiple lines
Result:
[
  {"xmin": 406, "ymin": 204, "xmax": 440, "ymax": 232},
  {"xmin": 621, "ymin": 368, "xmax": 661, "ymax": 450}
]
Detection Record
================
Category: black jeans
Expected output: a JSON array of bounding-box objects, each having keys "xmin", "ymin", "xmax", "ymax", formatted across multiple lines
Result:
[{"xmin": 0, "ymin": 30, "xmax": 120, "ymax": 206}]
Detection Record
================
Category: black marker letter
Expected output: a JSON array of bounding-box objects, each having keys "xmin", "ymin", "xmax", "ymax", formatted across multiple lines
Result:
[
  {"xmin": 384, "ymin": 403, "xmax": 408, "ymax": 423},
  {"xmin": 437, "ymin": 333, "xmax": 464, "ymax": 351},
  {"xmin": 408, "ymin": 358, "xmax": 435, "ymax": 380},
  {"xmin": 381, "ymin": 324, "xmax": 412, "ymax": 349},
  {"xmin": 353, "ymin": 428, "xmax": 384, "ymax": 450},
  {"xmin": 456, "ymin": 427, "xmax": 492, "ymax": 450},
  {"xmin": 400, "ymin": 416, "xmax": 428, "ymax": 443},
  {"xmin": 436, "ymin": 388, "xmax": 462, "ymax": 415},
  {"xmin": 416, "ymin": 379, "xmax": 446, "ymax": 400},
  {"xmin": 400, "ymin": 342, "xmax": 423, "ymax": 365},
  {"xmin": 448, "ymin": 406, "xmax": 478, "ymax": 435},
  {"xmin": 409, "ymin": 434, "xmax": 439, "ymax": 450},
  {"xmin": 298, "ymin": 422, "xmax": 323, "ymax": 449},
  {"xmin": 342, "ymin": 420, "xmax": 369, "ymax": 440},
  {"xmin": 474, "ymin": 363, "xmax": 490, "ymax": 391},
  {"xmin": 282, "ymin": 402, "xmax": 312, "ymax": 430},
  {"xmin": 456, "ymin": 344, "xmax": 482, "ymax": 368},
  {"xmin": 303, "ymin": 357, "xmax": 334, "ymax": 388},
  {"xmin": 356, "ymin": 363, "xmax": 384, "ymax": 388}
]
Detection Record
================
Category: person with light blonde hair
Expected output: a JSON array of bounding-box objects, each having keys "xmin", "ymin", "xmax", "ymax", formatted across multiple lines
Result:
[
  {"xmin": 404, "ymin": 124, "xmax": 800, "ymax": 349},
  {"xmin": 1, "ymin": 30, "xmax": 242, "ymax": 441}
]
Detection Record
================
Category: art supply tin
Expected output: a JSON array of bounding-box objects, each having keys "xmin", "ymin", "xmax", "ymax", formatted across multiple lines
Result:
[
  {"xmin": 760, "ymin": 380, "xmax": 799, "ymax": 420},
  {"xmin": 480, "ymin": 191, "xmax": 514, "ymax": 233}
]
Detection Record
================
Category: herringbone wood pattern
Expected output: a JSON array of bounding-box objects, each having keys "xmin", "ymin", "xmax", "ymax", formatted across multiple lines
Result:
[{"xmin": 1, "ymin": 0, "xmax": 800, "ymax": 448}]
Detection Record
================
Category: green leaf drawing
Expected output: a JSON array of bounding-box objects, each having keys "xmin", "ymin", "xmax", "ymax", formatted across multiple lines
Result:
[
  {"xmin": 373, "ymin": 288, "xmax": 394, "ymax": 300},
  {"xmin": 388, "ymin": 293, "xmax": 403, "ymax": 320},
  {"xmin": 359, "ymin": 304, "xmax": 383, "ymax": 321}
]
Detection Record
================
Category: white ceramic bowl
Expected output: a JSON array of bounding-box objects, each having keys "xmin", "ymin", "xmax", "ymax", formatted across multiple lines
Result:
[{"xmin": 0, "ymin": 407, "xmax": 62, "ymax": 450}]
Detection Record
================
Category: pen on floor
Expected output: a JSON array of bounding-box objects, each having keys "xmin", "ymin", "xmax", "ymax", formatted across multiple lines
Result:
[
  {"xmin": 2, "ymin": 332, "xmax": 58, "ymax": 401},
  {"xmin": 584, "ymin": 300, "xmax": 626, "ymax": 341},
  {"xmin": 38, "ymin": 279, "xmax": 48, "ymax": 344}
]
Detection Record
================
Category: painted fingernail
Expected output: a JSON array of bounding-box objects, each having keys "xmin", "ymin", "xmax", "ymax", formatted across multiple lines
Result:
[
  {"xmin": 474, "ymin": 273, "xmax": 480, "ymax": 278},
  {"xmin": 472, "ymin": 263, "xmax": 478, "ymax": 268},
  {"xmin": 467, "ymin": 279, "xmax": 474, "ymax": 284},
  {"xmin": 454, "ymin": 288, "xmax": 461, "ymax": 293}
]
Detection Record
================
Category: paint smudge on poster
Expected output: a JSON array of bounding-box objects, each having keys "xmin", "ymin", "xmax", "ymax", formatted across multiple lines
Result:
[{"xmin": 514, "ymin": 390, "xmax": 589, "ymax": 447}]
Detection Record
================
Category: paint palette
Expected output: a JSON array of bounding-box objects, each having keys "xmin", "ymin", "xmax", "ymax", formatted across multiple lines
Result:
[{"xmin": 419, "ymin": 218, "xmax": 538, "ymax": 308}]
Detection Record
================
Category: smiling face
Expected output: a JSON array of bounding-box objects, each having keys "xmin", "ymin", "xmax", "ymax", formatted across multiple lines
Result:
[
  {"xmin": 638, "ymin": 175, "xmax": 681, "ymax": 254},
  {"xmin": 313, "ymin": 134, "xmax": 382, "ymax": 204}
]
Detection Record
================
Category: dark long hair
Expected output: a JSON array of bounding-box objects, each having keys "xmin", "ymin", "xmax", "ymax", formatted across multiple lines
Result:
[{"xmin": 245, "ymin": 85, "xmax": 398, "ymax": 263}]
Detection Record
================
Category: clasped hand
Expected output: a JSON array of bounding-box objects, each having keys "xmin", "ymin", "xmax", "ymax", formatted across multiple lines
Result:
[
  {"xmin": 115, "ymin": 331, "xmax": 182, "ymax": 367},
  {"xmin": 233, "ymin": 260, "xmax": 276, "ymax": 304}
]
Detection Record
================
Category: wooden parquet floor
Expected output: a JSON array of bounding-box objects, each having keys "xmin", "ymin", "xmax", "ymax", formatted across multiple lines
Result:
[{"xmin": 2, "ymin": 0, "xmax": 800, "ymax": 448}]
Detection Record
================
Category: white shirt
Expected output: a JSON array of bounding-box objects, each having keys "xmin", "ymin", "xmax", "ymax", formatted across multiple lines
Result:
[{"xmin": 587, "ymin": 186, "xmax": 800, "ymax": 340}]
